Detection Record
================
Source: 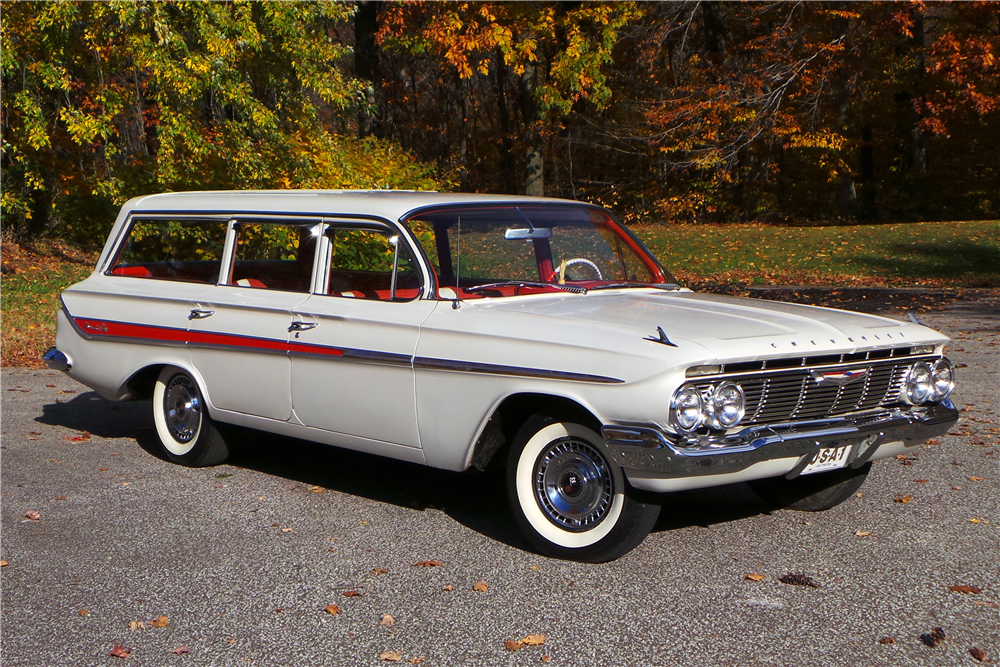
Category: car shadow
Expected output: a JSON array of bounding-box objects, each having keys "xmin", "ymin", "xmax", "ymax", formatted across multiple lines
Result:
[{"xmin": 38, "ymin": 392, "xmax": 774, "ymax": 554}]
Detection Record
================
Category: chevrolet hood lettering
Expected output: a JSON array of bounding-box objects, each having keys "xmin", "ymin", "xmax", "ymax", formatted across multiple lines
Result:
[{"xmin": 810, "ymin": 368, "xmax": 869, "ymax": 386}]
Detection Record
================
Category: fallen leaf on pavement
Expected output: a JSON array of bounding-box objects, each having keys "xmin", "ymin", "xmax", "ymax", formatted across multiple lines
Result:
[
  {"xmin": 542, "ymin": 656, "xmax": 552, "ymax": 663},
  {"xmin": 150, "ymin": 615, "xmax": 168, "ymax": 628},
  {"xmin": 0, "ymin": 560, "xmax": 8, "ymax": 567},
  {"xmin": 970, "ymin": 518, "xmax": 982, "ymax": 524},
  {"xmin": 920, "ymin": 627, "xmax": 947, "ymax": 647},
  {"xmin": 914, "ymin": 479, "xmax": 929, "ymax": 483},
  {"xmin": 893, "ymin": 495, "xmax": 913, "ymax": 504},
  {"xmin": 309, "ymin": 485, "xmax": 324, "ymax": 493},
  {"xmin": 325, "ymin": 604, "xmax": 341, "ymax": 615},
  {"xmin": 381, "ymin": 614, "xmax": 395, "ymax": 626},
  {"xmin": 55, "ymin": 496, "xmax": 66, "ymax": 501},
  {"xmin": 408, "ymin": 657, "xmax": 426, "ymax": 665},
  {"xmin": 379, "ymin": 651, "xmax": 402, "ymax": 662},
  {"xmin": 473, "ymin": 581, "xmax": 489, "ymax": 592},
  {"xmin": 372, "ymin": 568, "xmax": 389, "ymax": 575},
  {"xmin": 948, "ymin": 584, "xmax": 982, "ymax": 594},
  {"xmin": 280, "ymin": 527, "xmax": 293, "ymax": 533},
  {"xmin": 968, "ymin": 476, "xmax": 985, "ymax": 482},
  {"xmin": 128, "ymin": 621, "xmax": 145, "ymax": 631},
  {"xmin": 413, "ymin": 560, "xmax": 442, "ymax": 568},
  {"xmin": 505, "ymin": 640, "xmax": 524, "ymax": 652},
  {"xmin": 109, "ymin": 644, "xmax": 131, "ymax": 658},
  {"xmin": 78, "ymin": 609, "xmax": 90, "ymax": 616},
  {"xmin": 442, "ymin": 585, "xmax": 454, "ymax": 592},
  {"xmin": 172, "ymin": 646, "xmax": 189, "ymax": 655},
  {"xmin": 970, "ymin": 647, "xmax": 989, "ymax": 662},
  {"xmin": 779, "ymin": 573, "xmax": 821, "ymax": 588},
  {"xmin": 878, "ymin": 637, "xmax": 895, "ymax": 644},
  {"xmin": 745, "ymin": 573, "xmax": 765, "ymax": 582},
  {"xmin": 522, "ymin": 634, "xmax": 546, "ymax": 646},
  {"xmin": 24, "ymin": 511, "xmax": 40, "ymax": 521},
  {"xmin": 342, "ymin": 591, "xmax": 362, "ymax": 598},
  {"xmin": 854, "ymin": 530, "xmax": 872, "ymax": 537}
]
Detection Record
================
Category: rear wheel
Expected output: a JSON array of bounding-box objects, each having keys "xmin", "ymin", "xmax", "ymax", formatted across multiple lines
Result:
[
  {"xmin": 507, "ymin": 415, "xmax": 660, "ymax": 562},
  {"xmin": 152, "ymin": 366, "xmax": 228, "ymax": 467},
  {"xmin": 748, "ymin": 462, "xmax": 872, "ymax": 511}
]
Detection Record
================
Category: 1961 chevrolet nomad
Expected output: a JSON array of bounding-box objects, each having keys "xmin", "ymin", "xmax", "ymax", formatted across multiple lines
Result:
[{"xmin": 45, "ymin": 191, "xmax": 959, "ymax": 561}]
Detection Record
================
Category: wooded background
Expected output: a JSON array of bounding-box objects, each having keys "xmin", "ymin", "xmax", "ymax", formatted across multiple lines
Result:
[{"xmin": 2, "ymin": 1, "xmax": 997, "ymax": 243}]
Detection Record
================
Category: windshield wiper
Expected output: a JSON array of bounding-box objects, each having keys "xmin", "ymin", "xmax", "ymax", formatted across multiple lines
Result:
[
  {"xmin": 463, "ymin": 281, "xmax": 588, "ymax": 295},
  {"xmin": 588, "ymin": 282, "xmax": 681, "ymax": 292}
]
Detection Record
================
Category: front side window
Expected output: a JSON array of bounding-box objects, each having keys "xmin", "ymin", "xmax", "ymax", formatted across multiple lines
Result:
[
  {"xmin": 404, "ymin": 205, "xmax": 672, "ymax": 299},
  {"xmin": 108, "ymin": 218, "xmax": 228, "ymax": 284},
  {"xmin": 326, "ymin": 226, "xmax": 421, "ymax": 301},
  {"xmin": 229, "ymin": 221, "xmax": 318, "ymax": 292}
]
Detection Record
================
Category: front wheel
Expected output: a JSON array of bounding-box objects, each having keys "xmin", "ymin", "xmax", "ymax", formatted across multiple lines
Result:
[
  {"xmin": 152, "ymin": 366, "xmax": 229, "ymax": 467},
  {"xmin": 748, "ymin": 462, "xmax": 872, "ymax": 511},
  {"xmin": 507, "ymin": 415, "xmax": 660, "ymax": 562}
]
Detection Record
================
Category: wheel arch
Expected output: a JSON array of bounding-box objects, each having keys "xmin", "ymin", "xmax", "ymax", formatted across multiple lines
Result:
[
  {"xmin": 120, "ymin": 361, "xmax": 212, "ymax": 407},
  {"xmin": 466, "ymin": 392, "xmax": 601, "ymax": 472}
]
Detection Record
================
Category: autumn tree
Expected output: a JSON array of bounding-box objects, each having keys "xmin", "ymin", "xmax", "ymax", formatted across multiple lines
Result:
[
  {"xmin": 376, "ymin": 1, "xmax": 641, "ymax": 196},
  {"xmin": 1, "ymin": 1, "xmax": 441, "ymax": 241}
]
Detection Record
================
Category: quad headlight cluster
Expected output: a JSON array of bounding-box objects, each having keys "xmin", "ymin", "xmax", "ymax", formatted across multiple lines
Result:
[
  {"xmin": 671, "ymin": 382, "xmax": 745, "ymax": 432},
  {"xmin": 903, "ymin": 358, "xmax": 955, "ymax": 405}
]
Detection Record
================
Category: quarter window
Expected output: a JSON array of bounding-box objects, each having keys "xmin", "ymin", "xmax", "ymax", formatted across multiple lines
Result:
[{"xmin": 108, "ymin": 218, "xmax": 228, "ymax": 284}]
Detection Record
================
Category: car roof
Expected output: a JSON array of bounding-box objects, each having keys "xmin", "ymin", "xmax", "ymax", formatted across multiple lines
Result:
[{"xmin": 123, "ymin": 190, "xmax": 593, "ymax": 222}]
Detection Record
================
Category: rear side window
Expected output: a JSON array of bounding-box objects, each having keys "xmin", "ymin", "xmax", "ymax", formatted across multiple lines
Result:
[
  {"xmin": 229, "ymin": 221, "xmax": 318, "ymax": 293},
  {"xmin": 326, "ymin": 226, "xmax": 421, "ymax": 301},
  {"xmin": 108, "ymin": 218, "xmax": 228, "ymax": 284}
]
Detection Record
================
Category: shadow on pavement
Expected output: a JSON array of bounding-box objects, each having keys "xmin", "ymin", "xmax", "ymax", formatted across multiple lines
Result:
[{"xmin": 36, "ymin": 391, "xmax": 773, "ymax": 554}]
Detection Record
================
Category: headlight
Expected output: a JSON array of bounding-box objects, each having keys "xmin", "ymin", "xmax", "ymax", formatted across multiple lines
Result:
[
  {"xmin": 707, "ymin": 382, "xmax": 745, "ymax": 429},
  {"xmin": 930, "ymin": 358, "xmax": 955, "ymax": 401},
  {"xmin": 672, "ymin": 386, "xmax": 703, "ymax": 431},
  {"xmin": 904, "ymin": 361, "xmax": 933, "ymax": 404}
]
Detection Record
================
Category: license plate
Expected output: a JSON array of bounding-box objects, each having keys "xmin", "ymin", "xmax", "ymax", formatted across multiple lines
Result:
[{"xmin": 801, "ymin": 445, "xmax": 852, "ymax": 475}]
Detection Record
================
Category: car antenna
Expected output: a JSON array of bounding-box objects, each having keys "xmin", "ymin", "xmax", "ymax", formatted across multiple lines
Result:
[{"xmin": 452, "ymin": 216, "xmax": 462, "ymax": 309}]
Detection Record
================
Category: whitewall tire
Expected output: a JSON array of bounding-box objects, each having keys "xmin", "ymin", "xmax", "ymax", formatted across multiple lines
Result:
[
  {"xmin": 507, "ymin": 415, "xmax": 660, "ymax": 562},
  {"xmin": 152, "ymin": 366, "xmax": 228, "ymax": 467}
]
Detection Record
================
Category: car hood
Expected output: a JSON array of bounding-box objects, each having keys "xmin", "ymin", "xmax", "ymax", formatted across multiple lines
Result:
[{"xmin": 477, "ymin": 290, "xmax": 947, "ymax": 362}]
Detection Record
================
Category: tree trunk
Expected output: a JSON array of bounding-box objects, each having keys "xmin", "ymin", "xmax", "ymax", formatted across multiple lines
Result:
[
  {"xmin": 491, "ymin": 48, "xmax": 517, "ymax": 194},
  {"xmin": 520, "ymin": 58, "xmax": 544, "ymax": 197},
  {"xmin": 354, "ymin": 1, "xmax": 380, "ymax": 138},
  {"xmin": 833, "ymin": 10, "xmax": 857, "ymax": 219}
]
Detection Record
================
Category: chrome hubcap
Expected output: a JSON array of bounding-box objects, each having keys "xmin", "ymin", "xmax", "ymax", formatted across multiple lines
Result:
[
  {"xmin": 534, "ymin": 438, "xmax": 613, "ymax": 532},
  {"xmin": 164, "ymin": 375, "xmax": 200, "ymax": 443}
]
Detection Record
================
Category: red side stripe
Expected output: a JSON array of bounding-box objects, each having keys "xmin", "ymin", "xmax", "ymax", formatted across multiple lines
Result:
[{"xmin": 74, "ymin": 317, "xmax": 343, "ymax": 357}]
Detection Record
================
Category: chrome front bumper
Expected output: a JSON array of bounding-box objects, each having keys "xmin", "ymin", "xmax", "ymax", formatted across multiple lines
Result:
[{"xmin": 603, "ymin": 402, "xmax": 958, "ymax": 480}]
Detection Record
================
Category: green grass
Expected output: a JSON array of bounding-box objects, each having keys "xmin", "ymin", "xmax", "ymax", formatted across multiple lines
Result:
[
  {"xmin": 635, "ymin": 220, "xmax": 1000, "ymax": 287},
  {"xmin": 1, "ymin": 242, "xmax": 97, "ymax": 367}
]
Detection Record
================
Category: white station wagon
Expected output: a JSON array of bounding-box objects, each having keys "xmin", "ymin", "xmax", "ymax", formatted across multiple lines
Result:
[{"xmin": 46, "ymin": 190, "xmax": 959, "ymax": 561}]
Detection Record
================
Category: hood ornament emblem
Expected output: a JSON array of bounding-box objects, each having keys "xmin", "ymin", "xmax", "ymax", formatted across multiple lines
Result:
[
  {"xmin": 644, "ymin": 326, "xmax": 677, "ymax": 348},
  {"xmin": 811, "ymin": 368, "xmax": 869, "ymax": 386}
]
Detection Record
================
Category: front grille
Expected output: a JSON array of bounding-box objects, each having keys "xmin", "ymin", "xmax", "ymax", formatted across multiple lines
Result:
[{"xmin": 692, "ymin": 357, "xmax": 927, "ymax": 426}]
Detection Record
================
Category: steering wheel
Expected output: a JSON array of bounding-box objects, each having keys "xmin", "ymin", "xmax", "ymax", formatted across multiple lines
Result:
[{"xmin": 562, "ymin": 258, "xmax": 603, "ymax": 281}]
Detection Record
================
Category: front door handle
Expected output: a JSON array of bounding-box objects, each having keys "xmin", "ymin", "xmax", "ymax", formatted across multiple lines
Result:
[
  {"xmin": 288, "ymin": 321, "xmax": 319, "ymax": 333},
  {"xmin": 189, "ymin": 309, "xmax": 215, "ymax": 320}
]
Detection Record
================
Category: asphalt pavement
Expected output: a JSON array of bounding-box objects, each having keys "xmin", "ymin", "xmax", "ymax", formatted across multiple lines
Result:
[{"xmin": 2, "ymin": 299, "xmax": 998, "ymax": 666}]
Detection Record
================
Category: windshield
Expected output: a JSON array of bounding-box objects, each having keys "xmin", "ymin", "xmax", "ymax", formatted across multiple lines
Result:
[{"xmin": 404, "ymin": 205, "xmax": 674, "ymax": 299}]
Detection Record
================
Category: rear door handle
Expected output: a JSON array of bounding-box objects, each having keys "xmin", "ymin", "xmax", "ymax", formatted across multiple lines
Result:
[
  {"xmin": 189, "ymin": 309, "xmax": 215, "ymax": 320},
  {"xmin": 288, "ymin": 321, "xmax": 319, "ymax": 333}
]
